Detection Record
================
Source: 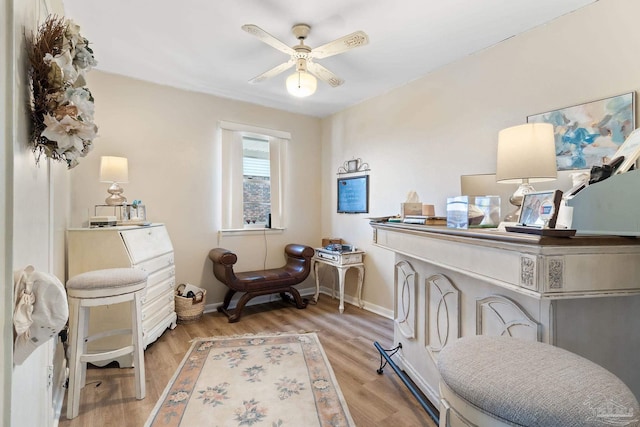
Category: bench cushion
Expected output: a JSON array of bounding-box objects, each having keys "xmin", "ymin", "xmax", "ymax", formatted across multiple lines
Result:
[{"xmin": 437, "ymin": 336, "xmax": 639, "ymax": 427}]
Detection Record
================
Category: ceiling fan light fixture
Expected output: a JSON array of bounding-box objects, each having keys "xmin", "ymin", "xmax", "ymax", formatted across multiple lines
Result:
[{"xmin": 286, "ymin": 70, "xmax": 317, "ymax": 97}]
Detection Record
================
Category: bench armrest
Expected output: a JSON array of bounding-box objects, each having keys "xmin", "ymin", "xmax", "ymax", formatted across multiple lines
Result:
[
  {"xmin": 208, "ymin": 248, "xmax": 238, "ymax": 266},
  {"xmin": 285, "ymin": 244, "xmax": 315, "ymax": 259}
]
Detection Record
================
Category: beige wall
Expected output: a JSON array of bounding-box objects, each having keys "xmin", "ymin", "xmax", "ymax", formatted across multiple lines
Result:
[
  {"xmin": 69, "ymin": 72, "xmax": 323, "ymax": 303},
  {"xmin": 320, "ymin": 0, "xmax": 640, "ymax": 313}
]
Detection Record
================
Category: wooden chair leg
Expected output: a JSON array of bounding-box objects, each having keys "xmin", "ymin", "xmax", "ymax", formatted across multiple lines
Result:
[
  {"xmin": 279, "ymin": 289, "xmax": 308, "ymax": 309},
  {"xmin": 217, "ymin": 289, "xmax": 236, "ymax": 312},
  {"xmin": 287, "ymin": 288, "xmax": 308, "ymax": 309},
  {"xmin": 225, "ymin": 292, "xmax": 255, "ymax": 323}
]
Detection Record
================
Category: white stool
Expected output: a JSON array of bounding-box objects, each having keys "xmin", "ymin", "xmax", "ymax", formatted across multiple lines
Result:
[
  {"xmin": 437, "ymin": 336, "xmax": 640, "ymax": 427},
  {"xmin": 66, "ymin": 268, "xmax": 148, "ymax": 419}
]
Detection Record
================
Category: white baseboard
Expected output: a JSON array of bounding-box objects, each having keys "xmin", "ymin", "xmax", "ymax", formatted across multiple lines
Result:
[{"xmin": 203, "ymin": 285, "xmax": 393, "ymax": 320}]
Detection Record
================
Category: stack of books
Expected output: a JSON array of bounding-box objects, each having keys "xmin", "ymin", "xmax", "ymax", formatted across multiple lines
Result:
[{"xmin": 402, "ymin": 215, "xmax": 447, "ymax": 225}]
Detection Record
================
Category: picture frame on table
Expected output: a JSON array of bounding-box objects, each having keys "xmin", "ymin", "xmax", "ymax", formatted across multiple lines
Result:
[
  {"xmin": 505, "ymin": 190, "xmax": 576, "ymax": 236},
  {"xmin": 518, "ymin": 190, "xmax": 563, "ymax": 228},
  {"xmin": 527, "ymin": 92, "xmax": 635, "ymax": 171}
]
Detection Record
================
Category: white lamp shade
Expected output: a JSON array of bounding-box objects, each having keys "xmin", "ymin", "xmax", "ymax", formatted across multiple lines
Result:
[
  {"xmin": 100, "ymin": 156, "xmax": 129, "ymax": 183},
  {"xmin": 286, "ymin": 71, "xmax": 317, "ymax": 97},
  {"xmin": 496, "ymin": 123, "xmax": 557, "ymax": 183}
]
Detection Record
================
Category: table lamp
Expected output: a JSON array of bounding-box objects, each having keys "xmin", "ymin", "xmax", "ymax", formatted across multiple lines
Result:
[
  {"xmin": 100, "ymin": 156, "xmax": 129, "ymax": 206},
  {"xmin": 496, "ymin": 123, "xmax": 557, "ymax": 222}
]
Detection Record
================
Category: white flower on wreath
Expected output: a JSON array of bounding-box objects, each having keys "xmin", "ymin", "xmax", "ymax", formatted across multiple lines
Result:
[
  {"xmin": 64, "ymin": 87, "xmax": 94, "ymax": 120},
  {"xmin": 73, "ymin": 44, "xmax": 97, "ymax": 71},
  {"xmin": 44, "ymin": 51, "xmax": 78, "ymax": 85},
  {"xmin": 41, "ymin": 114, "xmax": 97, "ymax": 152}
]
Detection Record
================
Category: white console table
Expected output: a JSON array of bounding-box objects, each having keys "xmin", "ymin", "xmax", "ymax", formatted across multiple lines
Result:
[
  {"xmin": 313, "ymin": 248, "xmax": 365, "ymax": 313},
  {"xmin": 371, "ymin": 222, "xmax": 640, "ymax": 404}
]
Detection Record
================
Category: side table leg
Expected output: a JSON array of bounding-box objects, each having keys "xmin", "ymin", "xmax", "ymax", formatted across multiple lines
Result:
[
  {"xmin": 338, "ymin": 267, "xmax": 346, "ymax": 313},
  {"xmin": 313, "ymin": 260, "xmax": 321, "ymax": 303},
  {"xmin": 356, "ymin": 265, "xmax": 365, "ymax": 308}
]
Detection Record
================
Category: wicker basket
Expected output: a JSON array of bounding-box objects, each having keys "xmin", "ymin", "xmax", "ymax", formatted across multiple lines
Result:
[{"xmin": 175, "ymin": 283, "xmax": 206, "ymax": 323}]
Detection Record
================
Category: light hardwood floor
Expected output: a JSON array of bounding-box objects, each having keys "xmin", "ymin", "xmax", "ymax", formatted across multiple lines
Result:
[{"xmin": 59, "ymin": 297, "xmax": 437, "ymax": 426}]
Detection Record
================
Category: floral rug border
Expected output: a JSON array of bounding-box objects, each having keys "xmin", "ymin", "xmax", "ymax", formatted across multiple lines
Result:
[{"xmin": 144, "ymin": 332, "xmax": 355, "ymax": 427}]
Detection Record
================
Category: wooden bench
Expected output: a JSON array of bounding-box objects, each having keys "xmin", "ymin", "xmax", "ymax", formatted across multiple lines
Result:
[{"xmin": 208, "ymin": 244, "xmax": 314, "ymax": 322}]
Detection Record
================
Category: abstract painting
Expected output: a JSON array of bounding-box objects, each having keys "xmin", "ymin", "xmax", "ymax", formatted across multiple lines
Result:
[{"xmin": 527, "ymin": 93, "xmax": 635, "ymax": 170}]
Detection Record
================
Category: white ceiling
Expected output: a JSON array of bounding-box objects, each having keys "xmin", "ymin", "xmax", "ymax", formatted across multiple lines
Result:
[{"xmin": 61, "ymin": 0, "xmax": 597, "ymax": 118}]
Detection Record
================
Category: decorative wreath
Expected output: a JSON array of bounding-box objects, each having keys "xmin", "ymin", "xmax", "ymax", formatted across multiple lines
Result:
[{"xmin": 27, "ymin": 15, "xmax": 98, "ymax": 169}]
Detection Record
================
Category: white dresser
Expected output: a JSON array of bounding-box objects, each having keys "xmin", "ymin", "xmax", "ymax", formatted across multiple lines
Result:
[{"xmin": 67, "ymin": 224, "xmax": 177, "ymax": 366}]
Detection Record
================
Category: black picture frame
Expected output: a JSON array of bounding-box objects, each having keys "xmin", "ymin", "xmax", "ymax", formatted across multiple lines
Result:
[
  {"xmin": 337, "ymin": 175, "xmax": 369, "ymax": 214},
  {"xmin": 518, "ymin": 190, "xmax": 563, "ymax": 228}
]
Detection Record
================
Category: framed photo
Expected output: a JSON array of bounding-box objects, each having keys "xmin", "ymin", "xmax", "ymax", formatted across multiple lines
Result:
[
  {"xmin": 518, "ymin": 190, "xmax": 563, "ymax": 228},
  {"xmin": 527, "ymin": 92, "xmax": 635, "ymax": 171},
  {"xmin": 337, "ymin": 175, "xmax": 369, "ymax": 214},
  {"xmin": 347, "ymin": 159, "xmax": 358, "ymax": 173},
  {"xmin": 610, "ymin": 128, "xmax": 640, "ymax": 174}
]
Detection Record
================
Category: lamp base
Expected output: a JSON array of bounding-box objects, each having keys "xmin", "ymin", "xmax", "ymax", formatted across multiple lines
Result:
[
  {"xmin": 105, "ymin": 183, "xmax": 127, "ymax": 206},
  {"xmin": 504, "ymin": 181, "xmax": 536, "ymax": 223}
]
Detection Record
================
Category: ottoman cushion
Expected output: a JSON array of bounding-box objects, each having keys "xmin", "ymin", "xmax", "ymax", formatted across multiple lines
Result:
[
  {"xmin": 67, "ymin": 268, "xmax": 148, "ymax": 298},
  {"xmin": 437, "ymin": 336, "xmax": 639, "ymax": 427}
]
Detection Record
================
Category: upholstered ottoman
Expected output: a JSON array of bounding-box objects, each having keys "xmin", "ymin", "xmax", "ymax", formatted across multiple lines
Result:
[{"xmin": 437, "ymin": 336, "xmax": 639, "ymax": 427}]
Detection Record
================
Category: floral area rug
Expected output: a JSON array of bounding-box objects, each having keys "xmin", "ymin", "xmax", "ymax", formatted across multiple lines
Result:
[{"xmin": 144, "ymin": 333, "xmax": 355, "ymax": 427}]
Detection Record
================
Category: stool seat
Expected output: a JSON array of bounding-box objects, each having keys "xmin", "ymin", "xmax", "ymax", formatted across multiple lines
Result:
[
  {"xmin": 66, "ymin": 268, "xmax": 148, "ymax": 419},
  {"xmin": 437, "ymin": 336, "xmax": 639, "ymax": 427},
  {"xmin": 67, "ymin": 268, "xmax": 148, "ymax": 298}
]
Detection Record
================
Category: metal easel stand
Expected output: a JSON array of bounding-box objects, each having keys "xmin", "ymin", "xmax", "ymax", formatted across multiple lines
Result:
[{"xmin": 374, "ymin": 341, "xmax": 440, "ymax": 425}]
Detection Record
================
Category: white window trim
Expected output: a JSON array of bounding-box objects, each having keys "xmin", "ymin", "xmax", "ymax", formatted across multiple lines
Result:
[{"xmin": 218, "ymin": 121, "xmax": 290, "ymax": 232}]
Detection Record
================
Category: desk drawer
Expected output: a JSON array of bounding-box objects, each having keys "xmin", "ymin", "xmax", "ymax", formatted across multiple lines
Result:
[
  {"xmin": 134, "ymin": 252, "xmax": 174, "ymax": 275},
  {"xmin": 142, "ymin": 292, "xmax": 173, "ymax": 320},
  {"xmin": 143, "ymin": 300, "xmax": 175, "ymax": 335},
  {"xmin": 143, "ymin": 276, "xmax": 175, "ymax": 304},
  {"xmin": 139, "ymin": 263, "xmax": 175, "ymax": 290},
  {"xmin": 315, "ymin": 250, "xmax": 363, "ymax": 265}
]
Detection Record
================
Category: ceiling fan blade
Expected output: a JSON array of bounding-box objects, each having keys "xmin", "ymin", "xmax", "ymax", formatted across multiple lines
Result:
[
  {"xmin": 242, "ymin": 24, "xmax": 295, "ymax": 56},
  {"xmin": 249, "ymin": 59, "xmax": 295, "ymax": 84},
  {"xmin": 311, "ymin": 31, "xmax": 369, "ymax": 59},
  {"xmin": 307, "ymin": 61, "xmax": 344, "ymax": 87}
]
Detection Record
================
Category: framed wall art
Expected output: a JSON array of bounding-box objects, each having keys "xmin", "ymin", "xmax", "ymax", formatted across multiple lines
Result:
[
  {"xmin": 337, "ymin": 175, "xmax": 369, "ymax": 214},
  {"xmin": 527, "ymin": 92, "xmax": 635, "ymax": 171}
]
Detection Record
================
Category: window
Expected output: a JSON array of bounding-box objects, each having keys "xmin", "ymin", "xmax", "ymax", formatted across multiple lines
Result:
[
  {"xmin": 242, "ymin": 136, "xmax": 271, "ymax": 226},
  {"xmin": 219, "ymin": 121, "xmax": 289, "ymax": 230}
]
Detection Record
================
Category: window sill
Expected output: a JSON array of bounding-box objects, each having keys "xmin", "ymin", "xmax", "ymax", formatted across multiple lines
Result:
[{"xmin": 219, "ymin": 227, "xmax": 285, "ymax": 236}]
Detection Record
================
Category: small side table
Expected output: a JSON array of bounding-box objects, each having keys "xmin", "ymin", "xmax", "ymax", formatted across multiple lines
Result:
[{"xmin": 313, "ymin": 248, "xmax": 365, "ymax": 313}]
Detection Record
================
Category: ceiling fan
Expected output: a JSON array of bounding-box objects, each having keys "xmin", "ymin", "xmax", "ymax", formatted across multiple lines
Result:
[{"xmin": 241, "ymin": 23, "xmax": 369, "ymax": 97}]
